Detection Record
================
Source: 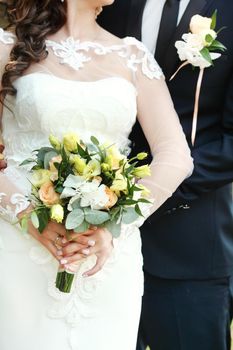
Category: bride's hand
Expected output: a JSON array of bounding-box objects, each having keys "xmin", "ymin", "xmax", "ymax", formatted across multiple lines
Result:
[
  {"xmin": 62, "ymin": 227, "xmax": 113, "ymax": 277},
  {"xmin": 17, "ymin": 206, "xmax": 87, "ymax": 262}
]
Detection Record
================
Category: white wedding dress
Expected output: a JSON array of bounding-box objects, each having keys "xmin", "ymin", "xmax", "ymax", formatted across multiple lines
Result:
[{"xmin": 0, "ymin": 28, "xmax": 193, "ymax": 350}]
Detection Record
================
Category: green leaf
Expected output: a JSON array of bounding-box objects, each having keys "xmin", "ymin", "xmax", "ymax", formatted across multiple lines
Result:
[
  {"xmin": 138, "ymin": 198, "xmax": 151, "ymax": 204},
  {"xmin": 90, "ymin": 136, "xmax": 100, "ymax": 146},
  {"xmin": 37, "ymin": 147, "xmax": 54, "ymax": 165},
  {"xmin": 211, "ymin": 9, "xmax": 217, "ymax": 30},
  {"xmin": 84, "ymin": 208, "xmax": 110, "ymax": 225},
  {"xmin": 105, "ymin": 220, "xmax": 121, "ymax": 238},
  {"xmin": 122, "ymin": 207, "xmax": 139, "ymax": 224},
  {"xmin": 209, "ymin": 40, "xmax": 227, "ymax": 51},
  {"xmin": 19, "ymin": 158, "xmax": 36, "ymax": 167},
  {"xmin": 37, "ymin": 208, "xmax": 50, "ymax": 233},
  {"xmin": 118, "ymin": 199, "xmax": 138, "ymax": 206},
  {"xmin": 205, "ymin": 34, "xmax": 214, "ymax": 45},
  {"xmin": 44, "ymin": 150, "xmax": 58, "ymax": 169},
  {"xmin": 135, "ymin": 204, "xmax": 143, "ymax": 217},
  {"xmin": 66, "ymin": 209, "xmax": 84, "ymax": 230},
  {"xmin": 20, "ymin": 216, "xmax": 28, "ymax": 234},
  {"xmin": 74, "ymin": 221, "xmax": 89, "ymax": 233},
  {"xmin": 200, "ymin": 47, "xmax": 213, "ymax": 65},
  {"xmin": 31, "ymin": 211, "xmax": 39, "ymax": 229}
]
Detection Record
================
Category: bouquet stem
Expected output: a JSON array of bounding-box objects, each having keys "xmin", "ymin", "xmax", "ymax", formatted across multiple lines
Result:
[{"xmin": 56, "ymin": 269, "xmax": 75, "ymax": 293}]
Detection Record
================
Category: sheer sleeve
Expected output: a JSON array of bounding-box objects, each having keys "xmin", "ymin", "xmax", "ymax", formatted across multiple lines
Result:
[
  {"xmin": 133, "ymin": 41, "xmax": 194, "ymax": 216},
  {"xmin": 0, "ymin": 29, "xmax": 29, "ymax": 223},
  {"xmin": 0, "ymin": 28, "xmax": 14, "ymax": 75}
]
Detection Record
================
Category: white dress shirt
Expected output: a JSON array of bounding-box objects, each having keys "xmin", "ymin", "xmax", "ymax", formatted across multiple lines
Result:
[{"xmin": 142, "ymin": 0, "xmax": 190, "ymax": 54}]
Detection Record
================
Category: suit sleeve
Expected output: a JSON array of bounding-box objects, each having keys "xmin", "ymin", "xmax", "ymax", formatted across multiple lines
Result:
[{"xmin": 160, "ymin": 68, "xmax": 233, "ymax": 212}]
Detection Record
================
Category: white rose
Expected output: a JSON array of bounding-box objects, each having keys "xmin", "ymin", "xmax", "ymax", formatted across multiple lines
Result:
[
  {"xmin": 199, "ymin": 29, "xmax": 217, "ymax": 46},
  {"xmin": 175, "ymin": 33, "xmax": 221, "ymax": 69},
  {"xmin": 190, "ymin": 15, "xmax": 212, "ymax": 34}
]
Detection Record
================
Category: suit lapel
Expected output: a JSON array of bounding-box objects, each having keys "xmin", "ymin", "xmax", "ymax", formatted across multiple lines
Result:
[
  {"xmin": 126, "ymin": 0, "xmax": 147, "ymax": 39},
  {"xmin": 164, "ymin": 0, "xmax": 216, "ymax": 77}
]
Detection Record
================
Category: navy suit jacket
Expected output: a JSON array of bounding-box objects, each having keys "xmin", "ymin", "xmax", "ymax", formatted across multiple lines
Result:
[{"xmin": 99, "ymin": 0, "xmax": 233, "ymax": 279}]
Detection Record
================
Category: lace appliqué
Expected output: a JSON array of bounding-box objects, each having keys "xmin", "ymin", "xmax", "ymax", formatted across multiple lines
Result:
[
  {"xmin": 0, "ymin": 28, "xmax": 15, "ymax": 44},
  {"xmin": 29, "ymin": 223, "xmax": 140, "ymax": 350},
  {"xmin": 45, "ymin": 36, "xmax": 163, "ymax": 80},
  {"xmin": 0, "ymin": 192, "xmax": 29, "ymax": 223}
]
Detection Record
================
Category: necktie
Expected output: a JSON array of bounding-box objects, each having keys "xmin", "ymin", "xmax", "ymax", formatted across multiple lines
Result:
[{"xmin": 155, "ymin": 0, "xmax": 180, "ymax": 69}]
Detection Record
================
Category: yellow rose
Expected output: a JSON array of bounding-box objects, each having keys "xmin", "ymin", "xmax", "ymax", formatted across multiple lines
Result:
[
  {"xmin": 83, "ymin": 159, "xmax": 101, "ymax": 179},
  {"xmin": 110, "ymin": 173, "xmax": 128, "ymax": 196},
  {"xmin": 190, "ymin": 15, "xmax": 212, "ymax": 34},
  {"xmin": 137, "ymin": 184, "xmax": 151, "ymax": 197},
  {"xmin": 31, "ymin": 169, "xmax": 52, "ymax": 188},
  {"xmin": 49, "ymin": 134, "xmax": 61, "ymax": 151},
  {"xmin": 63, "ymin": 132, "xmax": 79, "ymax": 152},
  {"xmin": 104, "ymin": 186, "xmax": 118, "ymax": 209},
  {"xmin": 50, "ymin": 204, "xmax": 64, "ymax": 224},
  {"xmin": 106, "ymin": 145, "xmax": 125, "ymax": 170},
  {"xmin": 132, "ymin": 165, "xmax": 151, "ymax": 178},
  {"xmin": 101, "ymin": 162, "xmax": 111, "ymax": 172},
  {"xmin": 39, "ymin": 181, "xmax": 60, "ymax": 207},
  {"xmin": 137, "ymin": 152, "xmax": 148, "ymax": 161},
  {"xmin": 69, "ymin": 154, "xmax": 87, "ymax": 175}
]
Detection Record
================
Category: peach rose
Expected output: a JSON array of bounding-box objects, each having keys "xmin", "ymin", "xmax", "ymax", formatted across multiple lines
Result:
[
  {"xmin": 39, "ymin": 181, "xmax": 60, "ymax": 207},
  {"xmin": 49, "ymin": 155, "xmax": 62, "ymax": 181},
  {"xmin": 104, "ymin": 186, "xmax": 118, "ymax": 209}
]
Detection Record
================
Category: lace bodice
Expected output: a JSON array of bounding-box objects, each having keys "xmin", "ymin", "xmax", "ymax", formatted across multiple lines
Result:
[{"xmin": 0, "ymin": 29, "xmax": 193, "ymax": 223}]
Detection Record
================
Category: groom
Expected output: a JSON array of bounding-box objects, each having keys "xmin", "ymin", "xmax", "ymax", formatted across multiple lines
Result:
[{"xmin": 99, "ymin": 1, "xmax": 233, "ymax": 349}]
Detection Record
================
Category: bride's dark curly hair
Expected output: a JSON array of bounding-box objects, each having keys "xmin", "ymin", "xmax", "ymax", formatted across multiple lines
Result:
[{"xmin": 0, "ymin": 0, "xmax": 67, "ymax": 101}]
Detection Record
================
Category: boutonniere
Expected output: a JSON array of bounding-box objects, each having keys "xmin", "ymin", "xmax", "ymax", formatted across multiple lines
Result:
[{"xmin": 170, "ymin": 11, "xmax": 226, "ymax": 145}]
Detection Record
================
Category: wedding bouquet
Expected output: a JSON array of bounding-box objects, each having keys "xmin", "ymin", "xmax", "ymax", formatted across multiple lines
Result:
[{"xmin": 20, "ymin": 133, "xmax": 151, "ymax": 293}]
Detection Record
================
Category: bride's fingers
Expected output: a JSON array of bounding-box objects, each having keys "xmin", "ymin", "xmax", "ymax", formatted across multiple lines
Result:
[
  {"xmin": 46, "ymin": 221, "xmax": 67, "ymax": 236},
  {"xmin": 83, "ymin": 255, "xmax": 106, "ymax": 277},
  {"xmin": 69, "ymin": 229, "xmax": 95, "ymax": 241},
  {"xmin": 62, "ymin": 242, "xmax": 88, "ymax": 256},
  {"xmin": 69, "ymin": 234, "xmax": 96, "ymax": 247},
  {"xmin": 60, "ymin": 253, "xmax": 84, "ymax": 265}
]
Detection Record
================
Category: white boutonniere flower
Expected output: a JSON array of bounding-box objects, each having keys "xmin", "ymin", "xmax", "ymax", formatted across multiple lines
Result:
[{"xmin": 171, "ymin": 10, "xmax": 226, "ymax": 145}]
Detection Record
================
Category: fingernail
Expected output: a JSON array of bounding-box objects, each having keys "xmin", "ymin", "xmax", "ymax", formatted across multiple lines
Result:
[
  {"xmin": 57, "ymin": 250, "xmax": 63, "ymax": 256},
  {"xmin": 82, "ymin": 249, "xmax": 90, "ymax": 255},
  {"xmin": 60, "ymin": 259, "xmax": 68, "ymax": 264},
  {"xmin": 92, "ymin": 226, "xmax": 98, "ymax": 231},
  {"xmin": 88, "ymin": 240, "xmax": 95, "ymax": 247},
  {"xmin": 65, "ymin": 264, "xmax": 75, "ymax": 272},
  {"xmin": 62, "ymin": 238, "xmax": 67, "ymax": 244}
]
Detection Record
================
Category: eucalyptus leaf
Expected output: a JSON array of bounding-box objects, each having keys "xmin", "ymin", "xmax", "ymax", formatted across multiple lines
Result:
[
  {"xmin": 105, "ymin": 220, "xmax": 121, "ymax": 238},
  {"xmin": 122, "ymin": 207, "xmax": 139, "ymax": 224},
  {"xmin": 74, "ymin": 221, "xmax": 89, "ymax": 233},
  {"xmin": 84, "ymin": 208, "xmax": 110, "ymax": 225},
  {"xmin": 44, "ymin": 151, "xmax": 58, "ymax": 169},
  {"xmin": 66, "ymin": 209, "xmax": 84, "ymax": 230},
  {"xmin": 31, "ymin": 211, "xmax": 39, "ymax": 229},
  {"xmin": 37, "ymin": 147, "xmax": 54, "ymax": 164}
]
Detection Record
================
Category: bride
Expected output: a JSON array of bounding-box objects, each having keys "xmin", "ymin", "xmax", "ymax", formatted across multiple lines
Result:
[{"xmin": 0, "ymin": 0, "xmax": 193, "ymax": 349}]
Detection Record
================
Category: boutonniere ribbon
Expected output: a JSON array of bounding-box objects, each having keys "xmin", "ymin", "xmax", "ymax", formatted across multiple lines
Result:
[{"xmin": 170, "ymin": 10, "xmax": 226, "ymax": 145}]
